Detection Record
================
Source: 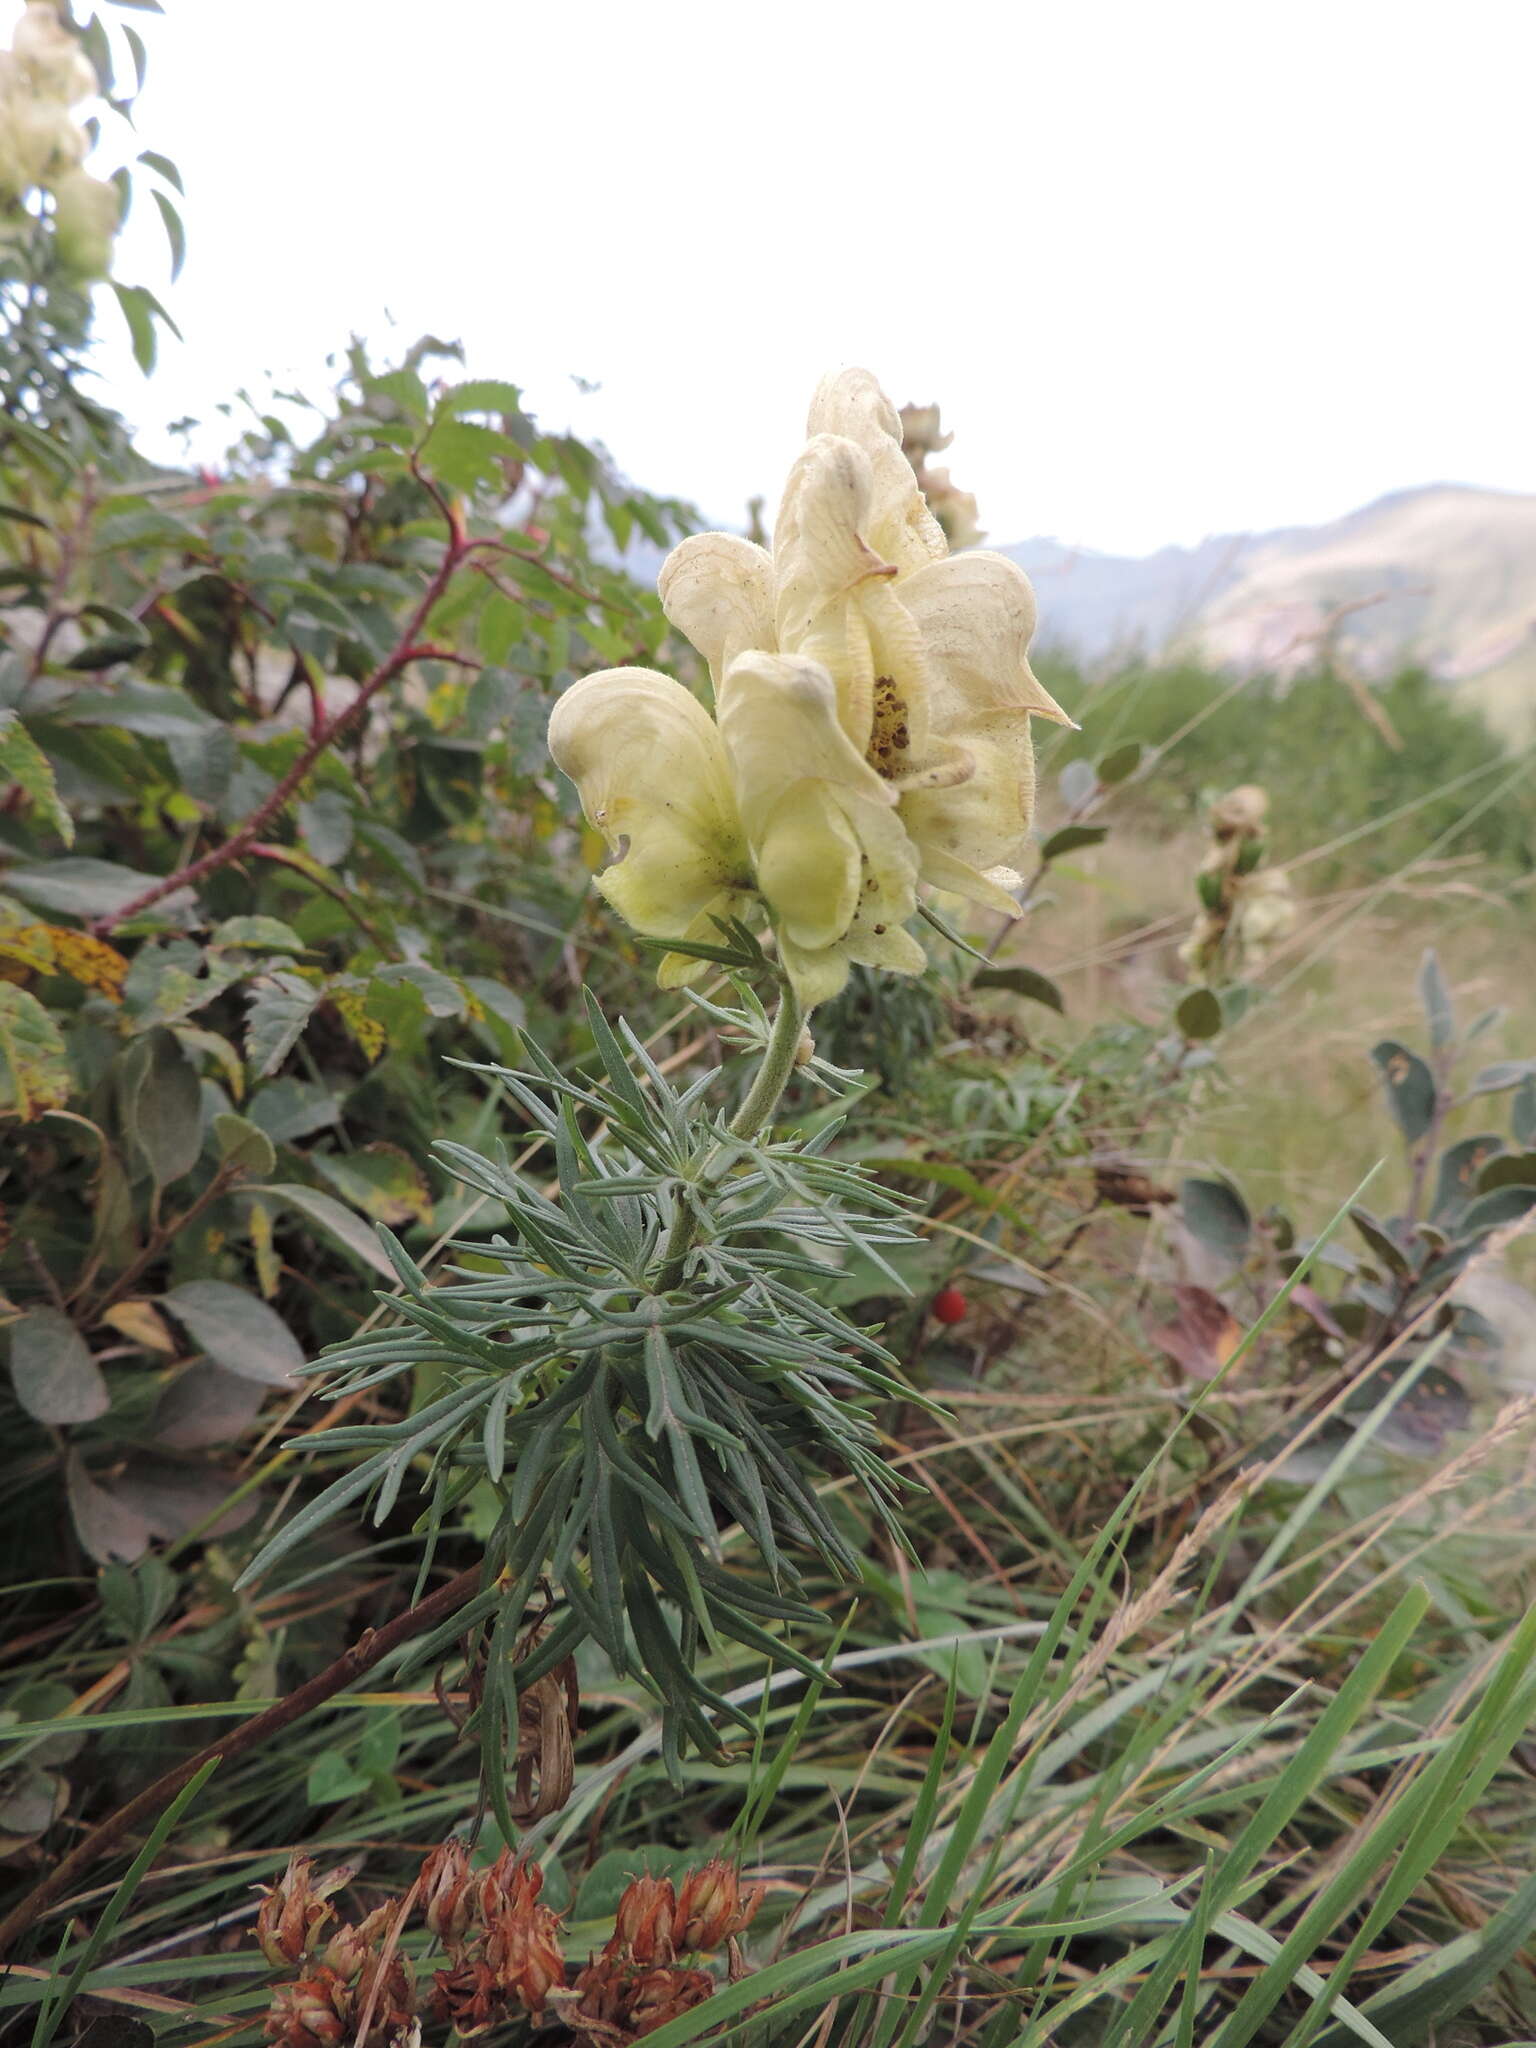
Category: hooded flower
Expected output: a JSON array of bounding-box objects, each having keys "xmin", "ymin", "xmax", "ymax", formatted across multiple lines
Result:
[
  {"xmin": 546, "ymin": 666, "xmax": 753, "ymax": 987},
  {"xmin": 549, "ymin": 368, "xmax": 1069, "ymax": 1008}
]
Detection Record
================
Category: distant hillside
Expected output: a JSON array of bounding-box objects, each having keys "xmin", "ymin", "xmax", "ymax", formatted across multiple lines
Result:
[{"xmin": 1002, "ymin": 485, "xmax": 1536, "ymax": 744}]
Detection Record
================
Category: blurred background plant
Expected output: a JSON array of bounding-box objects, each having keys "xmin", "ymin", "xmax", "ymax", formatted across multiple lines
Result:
[{"xmin": 2, "ymin": 7, "xmax": 1536, "ymax": 2044}]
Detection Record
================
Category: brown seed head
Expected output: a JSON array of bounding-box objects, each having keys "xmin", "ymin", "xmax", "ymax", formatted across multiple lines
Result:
[
  {"xmin": 430, "ymin": 1959, "xmax": 503, "ymax": 2039},
  {"xmin": 674, "ymin": 1860, "xmax": 764, "ymax": 1953},
  {"xmin": 485, "ymin": 1901, "xmax": 567, "ymax": 2014},
  {"xmin": 263, "ymin": 1969, "xmax": 350, "ymax": 2048},
  {"xmin": 628, "ymin": 1965, "xmax": 715, "ymax": 2036},
  {"xmin": 419, "ymin": 1840, "xmax": 477, "ymax": 1953},
  {"xmin": 607, "ymin": 1874, "xmax": 677, "ymax": 1965},
  {"xmin": 255, "ymin": 1855, "xmax": 354, "ymax": 1969}
]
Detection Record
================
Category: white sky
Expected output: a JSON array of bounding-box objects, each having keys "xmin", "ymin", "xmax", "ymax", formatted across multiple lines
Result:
[{"xmin": 85, "ymin": 0, "xmax": 1535, "ymax": 557}]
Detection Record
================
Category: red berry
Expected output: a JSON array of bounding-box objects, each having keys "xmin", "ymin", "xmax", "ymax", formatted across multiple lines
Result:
[{"xmin": 932, "ymin": 1287, "xmax": 967, "ymax": 1325}]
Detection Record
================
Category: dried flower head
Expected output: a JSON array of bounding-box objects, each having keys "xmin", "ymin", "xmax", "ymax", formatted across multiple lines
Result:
[
  {"xmin": 255, "ymin": 1855, "xmax": 354, "ymax": 1969},
  {"xmin": 569, "ymin": 1956, "xmax": 715, "ymax": 2044},
  {"xmin": 418, "ymin": 1840, "xmax": 477, "ymax": 1955},
  {"xmin": 674, "ymin": 1860, "xmax": 764, "ymax": 1952},
  {"xmin": 606, "ymin": 1874, "xmax": 677, "ymax": 1965},
  {"xmin": 484, "ymin": 1898, "xmax": 567, "ymax": 2015},
  {"xmin": 263, "ymin": 1969, "xmax": 350, "ymax": 2048}
]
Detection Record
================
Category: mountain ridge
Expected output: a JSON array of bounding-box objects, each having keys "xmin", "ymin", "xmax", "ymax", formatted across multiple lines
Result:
[{"xmin": 1000, "ymin": 482, "xmax": 1536, "ymax": 743}]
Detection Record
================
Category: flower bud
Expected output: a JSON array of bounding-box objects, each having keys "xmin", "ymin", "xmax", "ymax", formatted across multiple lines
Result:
[{"xmin": 1210, "ymin": 784, "xmax": 1269, "ymax": 839}]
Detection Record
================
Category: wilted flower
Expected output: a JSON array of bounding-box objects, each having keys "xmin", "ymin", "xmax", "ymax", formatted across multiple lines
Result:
[
  {"xmin": 569, "ymin": 1955, "xmax": 715, "ymax": 2044},
  {"xmin": 673, "ymin": 1859, "xmax": 764, "ymax": 1952},
  {"xmin": 321, "ymin": 1905, "xmax": 395, "ymax": 1983},
  {"xmin": 472, "ymin": 1845, "xmax": 545, "ymax": 1925},
  {"xmin": 606, "ymin": 1873, "xmax": 677, "ymax": 1964},
  {"xmin": 255, "ymin": 1854, "xmax": 353, "ymax": 1968},
  {"xmin": 430, "ymin": 1958, "xmax": 502, "ymax": 2039},
  {"xmin": 550, "ymin": 369, "xmax": 1068, "ymax": 1009},
  {"xmin": 263, "ymin": 1970, "xmax": 351, "ymax": 2048},
  {"xmin": 418, "ymin": 1840, "xmax": 477, "ymax": 1955},
  {"xmin": 484, "ymin": 1898, "xmax": 567, "ymax": 2014},
  {"xmin": 1209, "ymin": 783, "xmax": 1269, "ymax": 840}
]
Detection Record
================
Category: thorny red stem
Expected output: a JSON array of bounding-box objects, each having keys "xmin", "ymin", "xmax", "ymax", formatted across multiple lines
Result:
[{"xmin": 91, "ymin": 509, "xmax": 489, "ymax": 937}]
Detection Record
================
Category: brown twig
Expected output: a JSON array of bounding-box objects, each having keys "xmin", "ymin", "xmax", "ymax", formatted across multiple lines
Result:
[
  {"xmin": 90, "ymin": 503, "xmax": 487, "ymax": 937},
  {"xmin": 0, "ymin": 1562, "xmax": 486, "ymax": 1959}
]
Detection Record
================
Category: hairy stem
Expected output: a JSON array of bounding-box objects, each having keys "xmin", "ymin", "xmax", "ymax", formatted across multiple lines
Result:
[
  {"xmin": 727, "ymin": 989, "xmax": 806, "ymax": 1142},
  {"xmin": 654, "ymin": 988, "xmax": 806, "ymax": 1292}
]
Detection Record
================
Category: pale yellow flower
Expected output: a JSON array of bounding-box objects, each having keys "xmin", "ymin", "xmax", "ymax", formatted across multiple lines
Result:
[
  {"xmin": 11, "ymin": 4, "xmax": 98, "ymax": 105},
  {"xmin": 717, "ymin": 652, "xmax": 925, "ymax": 1007},
  {"xmin": 546, "ymin": 667, "xmax": 752, "ymax": 987},
  {"xmin": 661, "ymin": 368, "xmax": 1071, "ymax": 919},
  {"xmin": 550, "ymin": 368, "xmax": 1070, "ymax": 1008}
]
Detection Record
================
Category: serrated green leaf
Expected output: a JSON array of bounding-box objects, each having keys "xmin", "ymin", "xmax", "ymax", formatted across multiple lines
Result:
[
  {"xmin": 245, "ymin": 972, "xmax": 321, "ymax": 1076},
  {"xmin": 0, "ymin": 711, "xmax": 72, "ymax": 845}
]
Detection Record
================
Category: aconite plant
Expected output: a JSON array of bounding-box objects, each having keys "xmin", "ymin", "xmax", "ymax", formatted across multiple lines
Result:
[{"xmin": 244, "ymin": 369, "xmax": 1066, "ymax": 1805}]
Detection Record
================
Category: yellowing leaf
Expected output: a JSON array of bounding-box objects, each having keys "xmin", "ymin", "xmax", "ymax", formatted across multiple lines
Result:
[
  {"xmin": 102, "ymin": 1299, "xmax": 178, "ymax": 1353},
  {"xmin": 0, "ymin": 984, "xmax": 72, "ymax": 1121},
  {"xmin": 46, "ymin": 927, "xmax": 128, "ymax": 1002},
  {"xmin": 328, "ymin": 979, "xmax": 385, "ymax": 1061}
]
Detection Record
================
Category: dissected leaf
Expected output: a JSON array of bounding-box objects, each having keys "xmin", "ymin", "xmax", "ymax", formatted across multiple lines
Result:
[
  {"xmin": 159, "ymin": 1280, "xmax": 303, "ymax": 1386},
  {"xmin": 8, "ymin": 1308, "xmax": 110, "ymax": 1424}
]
